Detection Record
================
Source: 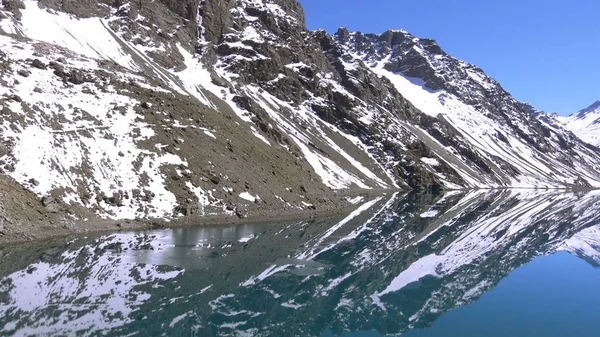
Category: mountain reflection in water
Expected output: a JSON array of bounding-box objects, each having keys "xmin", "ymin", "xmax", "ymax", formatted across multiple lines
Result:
[{"xmin": 1, "ymin": 190, "xmax": 600, "ymax": 336}]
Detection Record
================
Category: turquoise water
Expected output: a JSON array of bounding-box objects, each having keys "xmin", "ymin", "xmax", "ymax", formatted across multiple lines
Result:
[
  {"xmin": 325, "ymin": 252, "xmax": 600, "ymax": 337},
  {"xmin": 1, "ymin": 190, "xmax": 600, "ymax": 336},
  {"xmin": 403, "ymin": 252, "xmax": 600, "ymax": 337}
]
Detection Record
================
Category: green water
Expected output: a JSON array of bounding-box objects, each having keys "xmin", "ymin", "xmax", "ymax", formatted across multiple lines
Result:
[{"xmin": 1, "ymin": 190, "xmax": 600, "ymax": 336}]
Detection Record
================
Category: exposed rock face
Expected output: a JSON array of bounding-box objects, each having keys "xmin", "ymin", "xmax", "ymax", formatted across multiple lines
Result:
[
  {"xmin": 1, "ymin": 0, "xmax": 24, "ymax": 19},
  {"xmin": 336, "ymin": 29, "xmax": 573, "ymax": 153},
  {"xmin": 38, "ymin": 0, "xmax": 111, "ymax": 17},
  {"xmin": 0, "ymin": 0, "xmax": 599, "ymax": 225},
  {"xmin": 194, "ymin": 0, "xmax": 600, "ymax": 189}
]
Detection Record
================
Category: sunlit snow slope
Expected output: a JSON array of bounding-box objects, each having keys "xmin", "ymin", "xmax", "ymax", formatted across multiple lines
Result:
[{"xmin": 558, "ymin": 101, "xmax": 600, "ymax": 147}]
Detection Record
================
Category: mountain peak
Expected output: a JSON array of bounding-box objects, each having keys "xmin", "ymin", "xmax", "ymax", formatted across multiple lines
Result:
[
  {"xmin": 571, "ymin": 100, "xmax": 600, "ymax": 120},
  {"xmin": 581, "ymin": 100, "xmax": 600, "ymax": 113},
  {"xmin": 561, "ymin": 101, "xmax": 600, "ymax": 147}
]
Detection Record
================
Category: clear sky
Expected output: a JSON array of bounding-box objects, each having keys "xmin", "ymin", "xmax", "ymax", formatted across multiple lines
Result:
[{"xmin": 298, "ymin": 0, "xmax": 600, "ymax": 115}]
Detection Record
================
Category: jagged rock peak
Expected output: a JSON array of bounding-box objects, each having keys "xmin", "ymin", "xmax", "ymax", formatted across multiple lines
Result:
[
  {"xmin": 332, "ymin": 28, "xmax": 444, "ymax": 57},
  {"xmin": 199, "ymin": 0, "xmax": 306, "ymax": 43},
  {"xmin": 577, "ymin": 100, "xmax": 600, "ymax": 116}
]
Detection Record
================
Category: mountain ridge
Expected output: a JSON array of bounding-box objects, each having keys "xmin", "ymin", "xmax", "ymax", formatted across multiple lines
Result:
[{"xmin": 557, "ymin": 100, "xmax": 600, "ymax": 147}]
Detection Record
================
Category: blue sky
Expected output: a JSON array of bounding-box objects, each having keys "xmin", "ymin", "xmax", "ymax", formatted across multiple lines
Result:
[{"xmin": 298, "ymin": 0, "xmax": 600, "ymax": 115}]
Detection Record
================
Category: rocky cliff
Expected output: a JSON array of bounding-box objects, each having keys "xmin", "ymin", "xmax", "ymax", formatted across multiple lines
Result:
[{"xmin": 0, "ymin": 0, "xmax": 599, "ymax": 231}]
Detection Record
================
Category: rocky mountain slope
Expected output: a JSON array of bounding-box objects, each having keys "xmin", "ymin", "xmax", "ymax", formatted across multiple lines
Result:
[
  {"xmin": 557, "ymin": 101, "xmax": 600, "ymax": 147},
  {"xmin": 0, "ymin": 0, "xmax": 600, "ymax": 227}
]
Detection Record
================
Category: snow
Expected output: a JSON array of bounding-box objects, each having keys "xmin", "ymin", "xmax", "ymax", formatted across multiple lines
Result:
[
  {"xmin": 186, "ymin": 182, "xmax": 230, "ymax": 216},
  {"xmin": 335, "ymin": 32, "xmax": 600, "ymax": 189},
  {"xmin": 251, "ymin": 126, "xmax": 271, "ymax": 146},
  {"xmin": 420, "ymin": 210, "xmax": 439, "ymax": 218},
  {"xmin": 372, "ymin": 58, "xmax": 443, "ymax": 118},
  {"xmin": 346, "ymin": 196, "xmax": 364, "ymax": 204},
  {"xmin": 1, "ymin": 0, "xmax": 599, "ymax": 230},
  {"xmin": 241, "ymin": 264, "xmax": 292, "ymax": 287},
  {"xmin": 0, "ymin": 14, "xmax": 17, "ymax": 35},
  {"xmin": 461, "ymin": 280, "xmax": 492, "ymax": 301},
  {"xmin": 421, "ymin": 157, "xmax": 440, "ymax": 166},
  {"xmin": 173, "ymin": 44, "xmax": 215, "ymax": 108},
  {"xmin": 316, "ymin": 126, "xmax": 390, "ymax": 188},
  {"xmin": 239, "ymin": 196, "xmax": 386, "ymax": 288},
  {"xmin": 378, "ymin": 254, "xmax": 441, "ymax": 296},
  {"xmin": 281, "ymin": 301, "xmax": 304, "ymax": 309},
  {"xmin": 175, "ymin": 45, "xmax": 280, "ymax": 148},
  {"xmin": 232, "ymin": 0, "xmax": 298, "ymax": 26},
  {"xmin": 285, "ymin": 62, "xmax": 310, "ymax": 71},
  {"xmin": 204, "ymin": 130, "xmax": 217, "ymax": 139},
  {"xmin": 290, "ymin": 134, "xmax": 370, "ymax": 190},
  {"xmin": 559, "ymin": 104, "xmax": 600, "ymax": 147},
  {"xmin": 466, "ymin": 68, "xmax": 495, "ymax": 90},
  {"xmin": 321, "ymin": 272, "xmax": 353, "ymax": 295},
  {"xmin": 560, "ymin": 225, "xmax": 600, "ymax": 265},
  {"xmin": 240, "ymin": 26, "xmax": 265, "ymax": 43},
  {"xmin": 244, "ymin": 86, "xmax": 385, "ymax": 190},
  {"xmin": 0, "ymin": 234, "xmax": 183, "ymax": 336},
  {"xmin": 0, "ymin": 36, "xmax": 185, "ymax": 219},
  {"xmin": 176, "ymin": 189, "xmax": 600, "ymax": 331},
  {"xmin": 381, "ymin": 70, "xmax": 600, "ymax": 188},
  {"xmin": 239, "ymin": 192, "xmax": 258, "ymax": 203},
  {"xmin": 177, "ymin": 29, "xmax": 394, "ymax": 192},
  {"xmin": 168, "ymin": 313, "xmax": 189, "ymax": 328},
  {"xmin": 350, "ymin": 189, "xmax": 600, "ymax": 324},
  {"xmin": 370, "ymin": 293, "xmax": 387, "ymax": 311},
  {"xmin": 19, "ymin": 1, "xmax": 137, "ymax": 69},
  {"xmin": 297, "ymin": 197, "xmax": 383, "ymax": 260},
  {"xmin": 238, "ymin": 235, "xmax": 255, "ymax": 243}
]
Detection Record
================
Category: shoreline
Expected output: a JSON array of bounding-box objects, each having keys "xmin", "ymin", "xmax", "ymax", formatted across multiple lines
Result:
[
  {"xmin": 0, "ymin": 189, "xmax": 398, "ymax": 247},
  {"xmin": 2, "ymin": 187, "xmax": 596, "ymax": 247}
]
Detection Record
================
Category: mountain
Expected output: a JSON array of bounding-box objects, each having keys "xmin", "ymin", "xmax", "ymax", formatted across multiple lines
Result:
[
  {"xmin": 557, "ymin": 101, "xmax": 600, "ymax": 147},
  {"xmin": 0, "ymin": 0, "xmax": 600, "ymax": 228}
]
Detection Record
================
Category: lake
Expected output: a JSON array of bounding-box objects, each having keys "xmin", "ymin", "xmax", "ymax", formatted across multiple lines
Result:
[{"xmin": 1, "ymin": 190, "xmax": 600, "ymax": 336}]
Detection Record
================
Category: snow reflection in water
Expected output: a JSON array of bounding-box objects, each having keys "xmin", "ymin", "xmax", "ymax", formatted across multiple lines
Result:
[{"xmin": 1, "ymin": 190, "xmax": 600, "ymax": 336}]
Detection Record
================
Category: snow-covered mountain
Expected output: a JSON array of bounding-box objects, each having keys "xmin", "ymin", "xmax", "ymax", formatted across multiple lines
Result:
[
  {"xmin": 557, "ymin": 101, "xmax": 600, "ymax": 147},
  {"xmin": 0, "ymin": 0, "xmax": 600, "ymax": 226}
]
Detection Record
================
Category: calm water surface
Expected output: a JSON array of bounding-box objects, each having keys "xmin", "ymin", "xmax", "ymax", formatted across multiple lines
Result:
[{"xmin": 1, "ymin": 190, "xmax": 600, "ymax": 336}]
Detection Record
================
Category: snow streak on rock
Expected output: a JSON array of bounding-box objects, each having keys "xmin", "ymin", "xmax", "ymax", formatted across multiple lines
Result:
[
  {"xmin": 336, "ymin": 30, "xmax": 600, "ymax": 188},
  {"xmin": 0, "ymin": 35, "xmax": 186, "ymax": 219}
]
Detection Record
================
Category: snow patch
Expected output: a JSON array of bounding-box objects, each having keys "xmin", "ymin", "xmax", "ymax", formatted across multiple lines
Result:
[
  {"xmin": 239, "ymin": 192, "xmax": 259, "ymax": 203},
  {"xmin": 420, "ymin": 210, "xmax": 439, "ymax": 218},
  {"xmin": 19, "ymin": 1, "xmax": 137, "ymax": 69}
]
